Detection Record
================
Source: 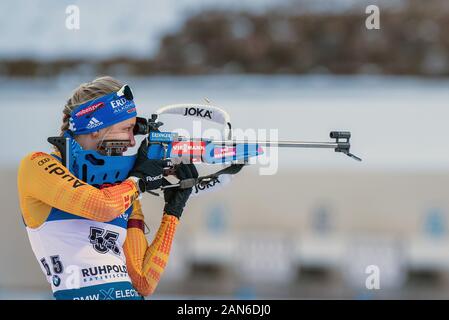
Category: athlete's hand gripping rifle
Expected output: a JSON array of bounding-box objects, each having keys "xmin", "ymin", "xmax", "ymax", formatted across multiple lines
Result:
[{"xmin": 133, "ymin": 104, "xmax": 362, "ymax": 191}]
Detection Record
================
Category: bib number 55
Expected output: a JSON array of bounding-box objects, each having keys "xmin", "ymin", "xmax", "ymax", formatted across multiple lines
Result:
[{"xmin": 89, "ymin": 227, "xmax": 120, "ymax": 255}]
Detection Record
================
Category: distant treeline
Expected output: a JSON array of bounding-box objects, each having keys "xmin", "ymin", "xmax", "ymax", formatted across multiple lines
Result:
[{"xmin": 3, "ymin": 0, "xmax": 449, "ymax": 77}]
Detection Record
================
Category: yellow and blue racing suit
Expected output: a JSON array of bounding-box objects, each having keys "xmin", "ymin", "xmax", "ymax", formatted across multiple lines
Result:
[{"xmin": 17, "ymin": 151, "xmax": 179, "ymax": 300}]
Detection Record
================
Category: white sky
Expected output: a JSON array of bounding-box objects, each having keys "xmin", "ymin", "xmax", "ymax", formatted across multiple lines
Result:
[{"xmin": 0, "ymin": 0, "xmax": 405, "ymax": 59}]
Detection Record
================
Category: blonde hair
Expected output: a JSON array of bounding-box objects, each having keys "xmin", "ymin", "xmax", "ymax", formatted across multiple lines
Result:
[{"xmin": 60, "ymin": 76, "xmax": 124, "ymax": 136}]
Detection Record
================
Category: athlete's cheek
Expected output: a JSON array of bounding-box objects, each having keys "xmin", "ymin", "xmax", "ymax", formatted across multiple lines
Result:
[{"xmin": 129, "ymin": 133, "xmax": 136, "ymax": 147}]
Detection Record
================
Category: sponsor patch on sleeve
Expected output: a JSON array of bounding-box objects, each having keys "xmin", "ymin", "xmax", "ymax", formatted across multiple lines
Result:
[{"xmin": 30, "ymin": 152, "xmax": 47, "ymax": 160}]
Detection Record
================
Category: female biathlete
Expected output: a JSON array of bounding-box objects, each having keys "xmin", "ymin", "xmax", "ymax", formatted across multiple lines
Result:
[{"xmin": 17, "ymin": 76, "xmax": 197, "ymax": 300}]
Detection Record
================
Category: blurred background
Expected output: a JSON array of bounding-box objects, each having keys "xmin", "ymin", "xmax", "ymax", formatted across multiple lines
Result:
[{"xmin": 2, "ymin": 0, "xmax": 449, "ymax": 299}]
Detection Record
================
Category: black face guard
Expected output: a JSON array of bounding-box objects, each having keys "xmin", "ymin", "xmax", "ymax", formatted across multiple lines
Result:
[{"xmin": 97, "ymin": 140, "xmax": 131, "ymax": 156}]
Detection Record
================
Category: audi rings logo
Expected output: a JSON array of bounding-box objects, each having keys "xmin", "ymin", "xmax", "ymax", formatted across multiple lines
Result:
[{"xmin": 38, "ymin": 158, "xmax": 51, "ymax": 166}]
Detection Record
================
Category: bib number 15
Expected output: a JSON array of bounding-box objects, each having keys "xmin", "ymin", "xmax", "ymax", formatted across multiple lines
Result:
[{"xmin": 40, "ymin": 255, "xmax": 64, "ymax": 276}]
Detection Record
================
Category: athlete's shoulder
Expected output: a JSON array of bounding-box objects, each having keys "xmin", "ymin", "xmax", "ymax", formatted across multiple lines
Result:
[
  {"xmin": 18, "ymin": 152, "xmax": 54, "ymax": 193},
  {"xmin": 24, "ymin": 151, "xmax": 50, "ymax": 160},
  {"xmin": 18, "ymin": 151, "xmax": 86, "ymax": 189},
  {"xmin": 19, "ymin": 152, "xmax": 62, "ymax": 174},
  {"xmin": 21, "ymin": 151, "xmax": 61, "ymax": 163}
]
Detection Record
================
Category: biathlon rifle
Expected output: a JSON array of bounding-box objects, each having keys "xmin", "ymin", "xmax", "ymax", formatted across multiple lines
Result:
[{"xmin": 133, "ymin": 104, "xmax": 362, "ymax": 191}]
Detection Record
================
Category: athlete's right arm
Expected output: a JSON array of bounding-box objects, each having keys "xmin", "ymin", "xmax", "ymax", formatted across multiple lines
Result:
[{"xmin": 18, "ymin": 152, "xmax": 140, "ymax": 226}]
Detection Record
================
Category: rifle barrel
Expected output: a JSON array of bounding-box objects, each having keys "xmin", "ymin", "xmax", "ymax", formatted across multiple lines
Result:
[{"xmin": 187, "ymin": 138, "xmax": 339, "ymax": 149}]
